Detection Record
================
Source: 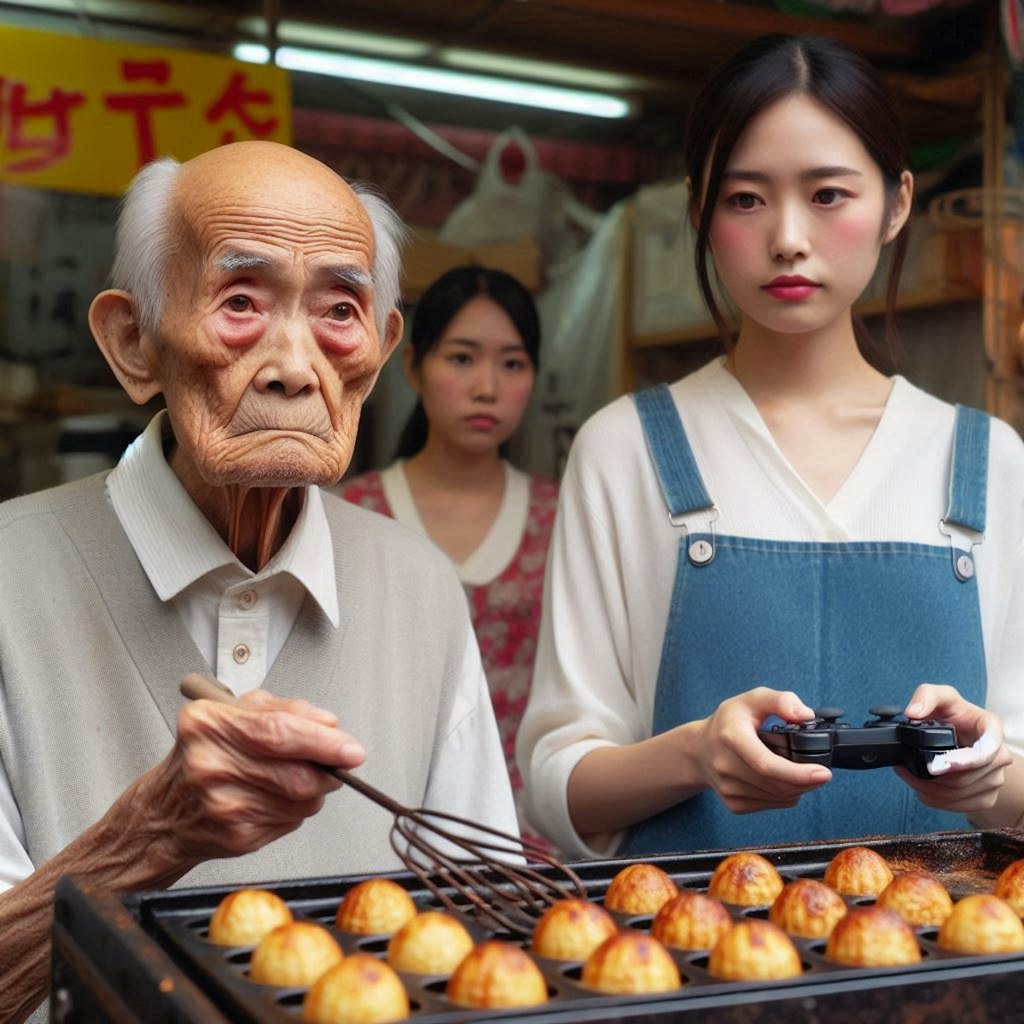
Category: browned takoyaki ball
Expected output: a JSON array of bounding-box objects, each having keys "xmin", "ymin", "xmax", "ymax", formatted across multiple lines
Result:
[
  {"xmin": 938, "ymin": 894, "xmax": 1024, "ymax": 955},
  {"xmin": 825, "ymin": 906, "xmax": 921, "ymax": 967},
  {"xmin": 994, "ymin": 859, "xmax": 1024, "ymax": 918},
  {"xmin": 581, "ymin": 930, "xmax": 682, "ymax": 994},
  {"xmin": 531, "ymin": 898, "xmax": 618, "ymax": 961},
  {"xmin": 708, "ymin": 920, "xmax": 802, "ymax": 981},
  {"xmin": 876, "ymin": 872, "xmax": 953, "ymax": 928},
  {"xmin": 651, "ymin": 891, "xmax": 733, "ymax": 950},
  {"xmin": 302, "ymin": 954, "xmax": 410, "ymax": 1024},
  {"xmin": 769, "ymin": 879, "xmax": 848, "ymax": 940},
  {"xmin": 707, "ymin": 852, "xmax": 784, "ymax": 907},
  {"xmin": 208, "ymin": 889, "xmax": 293, "ymax": 947},
  {"xmin": 603, "ymin": 863, "xmax": 680, "ymax": 915},
  {"xmin": 386, "ymin": 912, "xmax": 474, "ymax": 975},
  {"xmin": 446, "ymin": 940, "xmax": 548, "ymax": 1009},
  {"xmin": 823, "ymin": 847, "xmax": 894, "ymax": 896},
  {"xmin": 335, "ymin": 879, "xmax": 417, "ymax": 936},
  {"xmin": 250, "ymin": 921, "xmax": 344, "ymax": 987}
]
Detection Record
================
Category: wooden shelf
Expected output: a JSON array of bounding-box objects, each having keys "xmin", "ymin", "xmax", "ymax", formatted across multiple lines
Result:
[{"xmin": 628, "ymin": 284, "xmax": 981, "ymax": 350}]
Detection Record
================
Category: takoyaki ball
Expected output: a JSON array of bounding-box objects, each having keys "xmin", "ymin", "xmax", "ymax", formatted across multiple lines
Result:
[
  {"xmin": 769, "ymin": 879, "xmax": 848, "ymax": 940},
  {"xmin": 208, "ymin": 888, "xmax": 293, "ymax": 947},
  {"xmin": 603, "ymin": 863, "xmax": 680, "ymax": 915},
  {"xmin": 386, "ymin": 912, "xmax": 474, "ymax": 975},
  {"xmin": 708, "ymin": 920, "xmax": 802, "ymax": 981},
  {"xmin": 707, "ymin": 852, "xmax": 784, "ymax": 907},
  {"xmin": 250, "ymin": 921, "xmax": 344, "ymax": 987},
  {"xmin": 823, "ymin": 847, "xmax": 894, "ymax": 897},
  {"xmin": 446, "ymin": 940, "xmax": 549, "ymax": 1009},
  {"xmin": 938, "ymin": 894, "xmax": 1024, "ymax": 955},
  {"xmin": 335, "ymin": 879, "xmax": 417, "ymax": 936},
  {"xmin": 825, "ymin": 907, "xmax": 921, "ymax": 967},
  {"xmin": 531, "ymin": 898, "xmax": 618, "ymax": 961},
  {"xmin": 651, "ymin": 891, "xmax": 733, "ymax": 951},
  {"xmin": 876, "ymin": 872, "xmax": 953, "ymax": 928},
  {"xmin": 302, "ymin": 954, "xmax": 410, "ymax": 1024},
  {"xmin": 581, "ymin": 930, "xmax": 682, "ymax": 994},
  {"xmin": 994, "ymin": 859, "xmax": 1024, "ymax": 918}
]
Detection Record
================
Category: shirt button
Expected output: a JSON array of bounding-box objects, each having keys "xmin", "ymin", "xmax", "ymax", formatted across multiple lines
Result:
[
  {"xmin": 232, "ymin": 644, "xmax": 250, "ymax": 664},
  {"xmin": 239, "ymin": 590, "xmax": 258, "ymax": 610}
]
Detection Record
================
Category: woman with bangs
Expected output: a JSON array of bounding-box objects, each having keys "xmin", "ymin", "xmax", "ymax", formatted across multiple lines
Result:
[{"xmin": 517, "ymin": 34, "xmax": 1024, "ymax": 858}]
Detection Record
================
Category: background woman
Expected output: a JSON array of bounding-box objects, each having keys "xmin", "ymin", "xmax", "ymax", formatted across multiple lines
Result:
[
  {"xmin": 342, "ymin": 265, "xmax": 558, "ymax": 846},
  {"xmin": 517, "ymin": 34, "xmax": 1024, "ymax": 859}
]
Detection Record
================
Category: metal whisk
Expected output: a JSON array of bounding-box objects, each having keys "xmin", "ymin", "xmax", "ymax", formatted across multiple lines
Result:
[{"xmin": 180, "ymin": 674, "xmax": 586, "ymax": 936}]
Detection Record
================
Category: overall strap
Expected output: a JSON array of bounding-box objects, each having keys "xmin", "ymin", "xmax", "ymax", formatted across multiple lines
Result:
[
  {"xmin": 941, "ymin": 404, "xmax": 989, "ymax": 582},
  {"xmin": 944, "ymin": 404, "xmax": 989, "ymax": 534},
  {"xmin": 632, "ymin": 385, "xmax": 715, "ymax": 518}
]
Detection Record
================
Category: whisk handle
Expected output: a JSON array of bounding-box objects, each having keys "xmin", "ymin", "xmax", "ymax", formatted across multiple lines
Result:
[{"xmin": 179, "ymin": 673, "xmax": 408, "ymax": 816}]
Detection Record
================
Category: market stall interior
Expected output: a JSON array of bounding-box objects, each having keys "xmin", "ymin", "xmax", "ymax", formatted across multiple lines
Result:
[{"xmin": 0, "ymin": 0, "xmax": 1020, "ymax": 491}]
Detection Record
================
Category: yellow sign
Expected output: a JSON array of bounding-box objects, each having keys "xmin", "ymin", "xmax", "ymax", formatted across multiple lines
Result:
[{"xmin": 0, "ymin": 25, "xmax": 291, "ymax": 196}]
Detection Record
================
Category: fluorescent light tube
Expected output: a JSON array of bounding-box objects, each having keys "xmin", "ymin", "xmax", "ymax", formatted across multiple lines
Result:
[{"xmin": 234, "ymin": 44, "xmax": 632, "ymax": 119}]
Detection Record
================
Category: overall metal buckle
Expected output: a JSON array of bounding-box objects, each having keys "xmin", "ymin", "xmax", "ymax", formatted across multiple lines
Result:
[
  {"xmin": 671, "ymin": 506, "xmax": 719, "ymax": 567},
  {"xmin": 938, "ymin": 518, "xmax": 984, "ymax": 583}
]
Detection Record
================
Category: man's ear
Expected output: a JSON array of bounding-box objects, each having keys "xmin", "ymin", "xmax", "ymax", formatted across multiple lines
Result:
[
  {"xmin": 883, "ymin": 170, "xmax": 914, "ymax": 245},
  {"xmin": 89, "ymin": 290, "xmax": 162, "ymax": 405},
  {"xmin": 382, "ymin": 308, "xmax": 403, "ymax": 363}
]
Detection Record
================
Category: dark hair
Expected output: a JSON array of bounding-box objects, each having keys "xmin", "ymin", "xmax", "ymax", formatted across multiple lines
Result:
[
  {"xmin": 686, "ymin": 34, "xmax": 911, "ymax": 371},
  {"xmin": 395, "ymin": 265, "xmax": 541, "ymax": 459}
]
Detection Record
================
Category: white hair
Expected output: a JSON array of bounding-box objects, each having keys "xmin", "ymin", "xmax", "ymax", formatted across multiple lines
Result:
[{"xmin": 110, "ymin": 156, "xmax": 407, "ymax": 341}]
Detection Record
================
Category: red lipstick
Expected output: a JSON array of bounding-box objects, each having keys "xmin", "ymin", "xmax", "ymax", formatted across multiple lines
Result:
[{"xmin": 763, "ymin": 275, "xmax": 820, "ymax": 301}]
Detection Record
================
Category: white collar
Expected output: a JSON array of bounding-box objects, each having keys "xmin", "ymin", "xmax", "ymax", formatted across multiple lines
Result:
[
  {"xmin": 107, "ymin": 411, "xmax": 339, "ymax": 626},
  {"xmin": 380, "ymin": 459, "xmax": 530, "ymax": 586}
]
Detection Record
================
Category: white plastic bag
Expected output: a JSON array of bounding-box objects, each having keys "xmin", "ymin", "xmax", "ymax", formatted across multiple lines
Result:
[{"xmin": 439, "ymin": 127, "xmax": 599, "ymax": 271}]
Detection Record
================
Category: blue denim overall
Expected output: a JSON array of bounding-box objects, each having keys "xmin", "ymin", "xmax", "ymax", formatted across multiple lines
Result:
[{"xmin": 625, "ymin": 384, "xmax": 989, "ymax": 855}]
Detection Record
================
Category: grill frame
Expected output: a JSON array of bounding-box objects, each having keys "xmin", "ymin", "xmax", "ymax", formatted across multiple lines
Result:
[{"xmin": 51, "ymin": 827, "xmax": 1024, "ymax": 1024}]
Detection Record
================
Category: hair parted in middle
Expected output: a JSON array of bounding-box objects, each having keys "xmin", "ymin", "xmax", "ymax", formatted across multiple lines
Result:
[
  {"xmin": 395, "ymin": 264, "xmax": 541, "ymax": 460},
  {"xmin": 685, "ymin": 33, "xmax": 912, "ymax": 370}
]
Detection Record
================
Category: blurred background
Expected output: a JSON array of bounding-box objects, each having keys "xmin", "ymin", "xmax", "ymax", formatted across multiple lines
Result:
[{"xmin": 0, "ymin": 0, "xmax": 1021, "ymax": 496}]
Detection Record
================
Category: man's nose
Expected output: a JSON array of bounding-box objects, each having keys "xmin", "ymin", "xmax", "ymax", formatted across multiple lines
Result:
[
  {"xmin": 770, "ymin": 204, "xmax": 810, "ymax": 262},
  {"xmin": 253, "ymin": 316, "xmax": 321, "ymax": 397}
]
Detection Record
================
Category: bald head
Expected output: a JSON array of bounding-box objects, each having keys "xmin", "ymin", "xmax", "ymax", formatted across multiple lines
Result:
[{"xmin": 111, "ymin": 142, "xmax": 406, "ymax": 340}]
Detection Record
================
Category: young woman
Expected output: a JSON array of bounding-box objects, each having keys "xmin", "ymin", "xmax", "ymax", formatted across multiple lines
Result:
[
  {"xmin": 517, "ymin": 34, "xmax": 1024, "ymax": 859},
  {"xmin": 341, "ymin": 265, "xmax": 558, "ymax": 845}
]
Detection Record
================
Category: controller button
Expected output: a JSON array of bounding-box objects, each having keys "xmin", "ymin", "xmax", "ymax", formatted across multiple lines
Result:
[
  {"xmin": 868, "ymin": 705, "xmax": 902, "ymax": 720},
  {"xmin": 814, "ymin": 707, "xmax": 844, "ymax": 723}
]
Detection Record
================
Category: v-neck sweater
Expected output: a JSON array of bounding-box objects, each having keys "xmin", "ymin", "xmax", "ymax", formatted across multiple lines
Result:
[
  {"xmin": 0, "ymin": 471, "xmax": 517, "ymax": 890},
  {"xmin": 517, "ymin": 356, "xmax": 1024, "ymax": 858}
]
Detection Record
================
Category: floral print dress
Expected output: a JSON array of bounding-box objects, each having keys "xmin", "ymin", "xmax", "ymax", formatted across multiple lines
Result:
[{"xmin": 339, "ymin": 460, "xmax": 559, "ymax": 848}]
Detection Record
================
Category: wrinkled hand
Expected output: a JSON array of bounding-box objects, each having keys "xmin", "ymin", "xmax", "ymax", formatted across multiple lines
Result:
[
  {"xmin": 694, "ymin": 687, "xmax": 831, "ymax": 814},
  {"xmin": 896, "ymin": 684, "xmax": 1012, "ymax": 814},
  {"xmin": 129, "ymin": 687, "xmax": 366, "ymax": 868}
]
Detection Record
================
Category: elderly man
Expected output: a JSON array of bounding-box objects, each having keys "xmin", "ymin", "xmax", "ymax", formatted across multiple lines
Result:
[{"xmin": 0, "ymin": 141, "xmax": 517, "ymax": 1022}]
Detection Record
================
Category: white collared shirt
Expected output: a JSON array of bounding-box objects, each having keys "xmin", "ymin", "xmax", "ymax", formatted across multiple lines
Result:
[{"xmin": 107, "ymin": 412, "xmax": 340, "ymax": 695}]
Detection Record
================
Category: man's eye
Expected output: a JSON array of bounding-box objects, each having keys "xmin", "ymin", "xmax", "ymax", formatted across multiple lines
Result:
[
  {"xmin": 330, "ymin": 302, "xmax": 353, "ymax": 320},
  {"xmin": 225, "ymin": 295, "xmax": 252, "ymax": 312}
]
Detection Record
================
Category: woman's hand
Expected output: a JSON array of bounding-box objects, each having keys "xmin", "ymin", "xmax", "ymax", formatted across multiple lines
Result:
[
  {"xmin": 896, "ymin": 683, "xmax": 1012, "ymax": 815},
  {"xmin": 694, "ymin": 686, "xmax": 832, "ymax": 814}
]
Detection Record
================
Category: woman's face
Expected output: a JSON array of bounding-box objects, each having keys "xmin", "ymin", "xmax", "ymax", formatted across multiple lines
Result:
[
  {"xmin": 705, "ymin": 93, "xmax": 911, "ymax": 339},
  {"xmin": 411, "ymin": 294, "xmax": 536, "ymax": 456}
]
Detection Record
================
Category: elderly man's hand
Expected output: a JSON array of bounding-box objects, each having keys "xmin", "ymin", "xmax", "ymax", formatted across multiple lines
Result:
[{"xmin": 126, "ymin": 688, "xmax": 365, "ymax": 872}]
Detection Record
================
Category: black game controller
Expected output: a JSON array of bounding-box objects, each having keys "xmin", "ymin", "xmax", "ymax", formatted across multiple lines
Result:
[{"xmin": 758, "ymin": 706, "xmax": 958, "ymax": 779}]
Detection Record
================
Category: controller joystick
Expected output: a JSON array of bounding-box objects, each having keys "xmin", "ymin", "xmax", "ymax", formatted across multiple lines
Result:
[{"xmin": 758, "ymin": 707, "xmax": 957, "ymax": 779}]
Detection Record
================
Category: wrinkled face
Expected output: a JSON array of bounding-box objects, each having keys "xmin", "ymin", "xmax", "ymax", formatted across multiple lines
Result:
[
  {"xmin": 706, "ymin": 93, "xmax": 905, "ymax": 338},
  {"xmin": 412, "ymin": 296, "xmax": 535, "ymax": 455},
  {"xmin": 151, "ymin": 148, "xmax": 395, "ymax": 488}
]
